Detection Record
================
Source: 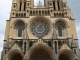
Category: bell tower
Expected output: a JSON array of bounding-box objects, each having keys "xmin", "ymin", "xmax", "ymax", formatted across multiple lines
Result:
[{"xmin": 1, "ymin": 0, "xmax": 80, "ymax": 60}]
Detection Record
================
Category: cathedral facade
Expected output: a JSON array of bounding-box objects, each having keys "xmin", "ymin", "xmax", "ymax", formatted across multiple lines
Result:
[{"xmin": 1, "ymin": 0, "xmax": 80, "ymax": 60}]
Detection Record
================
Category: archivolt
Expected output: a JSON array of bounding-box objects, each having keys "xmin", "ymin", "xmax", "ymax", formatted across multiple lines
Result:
[
  {"xmin": 28, "ymin": 16, "xmax": 53, "ymax": 28},
  {"xmin": 27, "ymin": 43, "xmax": 54, "ymax": 59},
  {"xmin": 58, "ymin": 49, "xmax": 75, "ymax": 60},
  {"xmin": 8, "ymin": 49, "xmax": 24, "ymax": 60},
  {"xmin": 11, "ymin": 19, "xmax": 26, "ymax": 28},
  {"xmin": 54, "ymin": 18, "xmax": 69, "ymax": 28}
]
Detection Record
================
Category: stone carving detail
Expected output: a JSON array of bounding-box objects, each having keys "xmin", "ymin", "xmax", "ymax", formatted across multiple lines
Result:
[
  {"xmin": 30, "ymin": 49, "xmax": 51, "ymax": 60},
  {"xmin": 10, "ymin": 43, "xmax": 21, "ymax": 51},
  {"xmin": 60, "ymin": 44, "xmax": 71, "ymax": 51}
]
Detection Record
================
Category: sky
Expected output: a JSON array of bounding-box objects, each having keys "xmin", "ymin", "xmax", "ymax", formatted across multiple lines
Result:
[{"xmin": 0, "ymin": 0, "xmax": 80, "ymax": 58}]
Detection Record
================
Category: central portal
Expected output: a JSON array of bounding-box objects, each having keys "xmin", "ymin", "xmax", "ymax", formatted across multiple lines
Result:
[{"xmin": 30, "ymin": 48, "xmax": 51, "ymax": 60}]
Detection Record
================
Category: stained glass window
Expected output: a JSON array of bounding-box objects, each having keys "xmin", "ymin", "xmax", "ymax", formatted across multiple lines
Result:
[
  {"xmin": 58, "ymin": 26, "xmax": 62, "ymax": 36},
  {"xmin": 18, "ymin": 26, "xmax": 23, "ymax": 37},
  {"xmin": 31, "ymin": 22, "xmax": 49, "ymax": 37}
]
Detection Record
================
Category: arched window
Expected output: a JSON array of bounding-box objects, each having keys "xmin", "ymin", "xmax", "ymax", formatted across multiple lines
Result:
[
  {"xmin": 58, "ymin": 26, "xmax": 62, "ymax": 36},
  {"xmin": 15, "ymin": 21, "xmax": 25, "ymax": 37},
  {"xmin": 55, "ymin": 21, "xmax": 66, "ymax": 37},
  {"xmin": 18, "ymin": 25, "xmax": 23, "ymax": 37}
]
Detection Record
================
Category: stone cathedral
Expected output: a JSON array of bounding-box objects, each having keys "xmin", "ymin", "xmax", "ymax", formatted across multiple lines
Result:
[{"xmin": 1, "ymin": 0, "xmax": 80, "ymax": 60}]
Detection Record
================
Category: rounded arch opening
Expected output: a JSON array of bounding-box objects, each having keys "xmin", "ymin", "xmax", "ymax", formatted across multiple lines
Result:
[
  {"xmin": 54, "ymin": 19, "xmax": 68, "ymax": 37},
  {"xmin": 30, "ymin": 48, "xmax": 51, "ymax": 60},
  {"xmin": 28, "ymin": 16, "xmax": 52, "ymax": 28},
  {"xmin": 55, "ymin": 21, "xmax": 66, "ymax": 29},
  {"xmin": 12, "ymin": 20, "xmax": 25, "ymax": 37},
  {"xmin": 14, "ymin": 20, "xmax": 25, "ymax": 29},
  {"xmin": 28, "ymin": 44, "xmax": 53, "ymax": 60},
  {"xmin": 8, "ymin": 51, "xmax": 23, "ymax": 60},
  {"xmin": 54, "ymin": 19, "xmax": 69, "ymax": 28},
  {"xmin": 28, "ymin": 16, "xmax": 52, "ymax": 38},
  {"xmin": 12, "ymin": 19, "xmax": 26, "ymax": 28},
  {"xmin": 59, "ymin": 50, "xmax": 74, "ymax": 60}
]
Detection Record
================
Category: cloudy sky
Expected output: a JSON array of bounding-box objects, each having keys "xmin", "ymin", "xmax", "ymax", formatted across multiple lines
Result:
[{"xmin": 0, "ymin": 0, "xmax": 80, "ymax": 58}]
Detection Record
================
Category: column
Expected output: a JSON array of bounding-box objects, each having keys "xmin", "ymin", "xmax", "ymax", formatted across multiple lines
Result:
[
  {"xmin": 57, "ymin": 41, "xmax": 58, "ymax": 53},
  {"xmin": 21, "ymin": 1, "xmax": 24, "ymax": 11},
  {"xmin": 68, "ymin": 27, "xmax": 70, "ymax": 37},
  {"xmin": 19, "ymin": 1, "xmax": 22, "ymax": 11},
  {"xmin": 41, "ymin": 10, "xmax": 42, "ymax": 15},
  {"xmin": 61, "ymin": 40, "xmax": 63, "ymax": 46},
  {"xmin": 32, "ymin": 10, "xmax": 33, "ymax": 15},
  {"xmin": 38, "ymin": 10, "xmax": 39, "ymax": 15},
  {"xmin": 26, "ymin": 41, "xmax": 29, "ymax": 51},
  {"xmin": 17, "ymin": 1, "xmax": 20, "ymax": 11},
  {"xmin": 59, "ymin": 1, "xmax": 62, "ymax": 10},
  {"xmin": 55, "ymin": 1, "xmax": 58, "ymax": 10},
  {"xmin": 22, "ymin": 41, "xmax": 24, "ymax": 52},
  {"xmin": 31, "ymin": 0, "xmax": 34, "ymax": 7},
  {"xmin": 53, "ymin": 40, "xmax": 55, "ymax": 52},
  {"xmin": 45, "ymin": 0, "xmax": 48, "ymax": 8},
  {"xmin": 25, "ymin": 23, "xmax": 28, "ymax": 39}
]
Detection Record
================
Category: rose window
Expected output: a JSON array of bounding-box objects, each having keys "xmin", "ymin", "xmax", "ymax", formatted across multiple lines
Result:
[{"xmin": 31, "ymin": 22, "xmax": 49, "ymax": 37}]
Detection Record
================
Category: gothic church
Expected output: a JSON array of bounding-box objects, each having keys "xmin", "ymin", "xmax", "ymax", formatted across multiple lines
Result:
[{"xmin": 1, "ymin": 0, "xmax": 80, "ymax": 60}]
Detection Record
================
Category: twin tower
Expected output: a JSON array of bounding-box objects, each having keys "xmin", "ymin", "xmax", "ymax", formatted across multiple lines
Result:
[{"xmin": 1, "ymin": 0, "xmax": 80, "ymax": 60}]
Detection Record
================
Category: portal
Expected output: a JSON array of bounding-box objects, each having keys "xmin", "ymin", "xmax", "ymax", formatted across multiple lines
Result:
[{"xmin": 30, "ymin": 48, "xmax": 51, "ymax": 60}]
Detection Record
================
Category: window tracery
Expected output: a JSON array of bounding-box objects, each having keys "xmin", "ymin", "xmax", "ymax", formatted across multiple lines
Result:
[
  {"xmin": 55, "ymin": 21, "xmax": 66, "ymax": 37},
  {"xmin": 15, "ymin": 21, "xmax": 25, "ymax": 37},
  {"xmin": 31, "ymin": 22, "xmax": 49, "ymax": 37}
]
